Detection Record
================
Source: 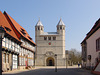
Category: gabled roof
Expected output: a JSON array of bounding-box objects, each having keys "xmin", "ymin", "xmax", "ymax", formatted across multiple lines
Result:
[
  {"xmin": 36, "ymin": 19, "xmax": 43, "ymax": 26},
  {"xmin": 81, "ymin": 18, "xmax": 100, "ymax": 44},
  {"xmin": 4, "ymin": 11, "xmax": 36, "ymax": 46},
  {"xmin": 57, "ymin": 18, "xmax": 65, "ymax": 26},
  {"xmin": 0, "ymin": 11, "xmax": 20, "ymax": 41}
]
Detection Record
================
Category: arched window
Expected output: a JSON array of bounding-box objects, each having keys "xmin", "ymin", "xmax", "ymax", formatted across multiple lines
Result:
[
  {"xmin": 53, "ymin": 37, "xmax": 56, "ymax": 40},
  {"xmin": 41, "ymin": 27, "xmax": 43, "ymax": 30},
  {"xmin": 48, "ymin": 37, "xmax": 51, "ymax": 40},
  {"xmin": 60, "ymin": 26, "xmax": 62, "ymax": 30},
  {"xmin": 44, "ymin": 37, "xmax": 47, "ymax": 40},
  {"xmin": 38, "ymin": 27, "xmax": 40, "ymax": 30}
]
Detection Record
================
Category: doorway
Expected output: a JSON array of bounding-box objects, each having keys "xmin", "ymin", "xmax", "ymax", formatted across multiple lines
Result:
[{"xmin": 46, "ymin": 57, "xmax": 54, "ymax": 66}]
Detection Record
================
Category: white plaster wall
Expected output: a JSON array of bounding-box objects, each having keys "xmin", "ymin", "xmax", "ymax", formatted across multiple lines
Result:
[{"xmin": 86, "ymin": 29, "xmax": 100, "ymax": 66}]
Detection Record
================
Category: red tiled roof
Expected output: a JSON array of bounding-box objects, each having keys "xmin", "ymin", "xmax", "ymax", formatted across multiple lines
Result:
[
  {"xmin": 4, "ymin": 11, "xmax": 36, "ymax": 46},
  {"xmin": 81, "ymin": 18, "xmax": 100, "ymax": 44},
  {"xmin": 0, "ymin": 11, "xmax": 20, "ymax": 41}
]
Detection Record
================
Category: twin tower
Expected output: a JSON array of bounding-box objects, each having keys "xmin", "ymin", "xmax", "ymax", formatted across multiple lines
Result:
[{"xmin": 35, "ymin": 18, "xmax": 66, "ymax": 66}]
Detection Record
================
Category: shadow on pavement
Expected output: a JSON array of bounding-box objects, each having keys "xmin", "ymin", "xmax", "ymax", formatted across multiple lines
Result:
[{"xmin": 2, "ymin": 68, "xmax": 94, "ymax": 75}]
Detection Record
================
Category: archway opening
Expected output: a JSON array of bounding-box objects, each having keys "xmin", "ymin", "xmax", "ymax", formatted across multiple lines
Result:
[{"xmin": 46, "ymin": 57, "xmax": 54, "ymax": 66}]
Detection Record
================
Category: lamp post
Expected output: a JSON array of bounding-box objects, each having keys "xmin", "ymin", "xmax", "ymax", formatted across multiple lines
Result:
[
  {"xmin": 66, "ymin": 54, "xmax": 68, "ymax": 69},
  {"xmin": 66, "ymin": 58, "xmax": 67, "ymax": 68},
  {"xmin": 55, "ymin": 54, "xmax": 57, "ymax": 72},
  {"xmin": 0, "ymin": 26, "xmax": 5, "ymax": 75},
  {"xmin": 34, "ymin": 52, "xmax": 35, "ymax": 68}
]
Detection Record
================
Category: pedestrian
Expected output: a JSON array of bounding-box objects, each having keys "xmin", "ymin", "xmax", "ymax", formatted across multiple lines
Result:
[{"xmin": 78, "ymin": 63, "xmax": 80, "ymax": 68}]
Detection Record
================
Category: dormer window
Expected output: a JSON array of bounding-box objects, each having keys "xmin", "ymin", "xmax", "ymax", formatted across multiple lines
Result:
[
  {"xmin": 20, "ymin": 28, "xmax": 25, "ymax": 31},
  {"xmin": 20, "ymin": 28, "xmax": 26, "ymax": 36},
  {"xmin": 5, "ymin": 27, "xmax": 11, "ymax": 32},
  {"xmin": 28, "ymin": 36, "xmax": 32, "ymax": 40},
  {"xmin": 21, "ymin": 31, "xmax": 26, "ymax": 36}
]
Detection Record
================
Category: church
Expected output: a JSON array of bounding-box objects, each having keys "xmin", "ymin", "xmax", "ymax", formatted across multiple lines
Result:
[{"xmin": 35, "ymin": 18, "xmax": 66, "ymax": 66}]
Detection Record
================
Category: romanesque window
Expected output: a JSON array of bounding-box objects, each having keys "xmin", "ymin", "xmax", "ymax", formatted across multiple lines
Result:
[
  {"xmin": 60, "ymin": 26, "xmax": 62, "ymax": 30},
  {"xmin": 48, "ymin": 37, "xmax": 51, "ymax": 40},
  {"xmin": 44, "ymin": 37, "xmax": 47, "ymax": 40},
  {"xmin": 41, "ymin": 27, "xmax": 43, "ymax": 30},
  {"xmin": 96, "ymin": 38, "xmax": 100, "ymax": 51},
  {"xmin": 53, "ymin": 37, "xmax": 56, "ymax": 40},
  {"xmin": 38, "ymin": 27, "xmax": 40, "ymax": 30}
]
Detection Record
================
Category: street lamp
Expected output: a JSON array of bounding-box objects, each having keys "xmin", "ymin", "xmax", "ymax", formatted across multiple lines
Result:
[
  {"xmin": 0, "ymin": 26, "xmax": 5, "ymax": 75},
  {"xmin": 66, "ymin": 54, "xmax": 68, "ymax": 68},
  {"xmin": 34, "ymin": 52, "xmax": 35, "ymax": 68},
  {"xmin": 55, "ymin": 54, "xmax": 57, "ymax": 72}
]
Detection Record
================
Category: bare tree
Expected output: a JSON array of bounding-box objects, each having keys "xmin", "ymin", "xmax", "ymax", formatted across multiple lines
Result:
[{"xmin": 69, "ymin": 48, "xmax": 82, "ymax": 65}]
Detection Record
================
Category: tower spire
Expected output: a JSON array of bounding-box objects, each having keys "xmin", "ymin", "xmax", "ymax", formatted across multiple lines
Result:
[
  {"xmin": 57, "ymin": 18, "xmax": 65, "ymax": 26},
  {"xmin": 36, "ymin": 17, "xmax": 43, "ymax": 26}
]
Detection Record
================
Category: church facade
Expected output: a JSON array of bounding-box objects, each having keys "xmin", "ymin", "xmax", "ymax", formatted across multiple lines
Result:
[{"xmin": 35, "ymin": 19, "xmax": 66, "ymax": 66}]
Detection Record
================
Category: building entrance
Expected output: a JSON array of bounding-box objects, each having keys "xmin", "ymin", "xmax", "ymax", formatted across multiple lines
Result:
[{"xmin": 46, "ymin": 57, "xmax": 54, "ymax": 66}]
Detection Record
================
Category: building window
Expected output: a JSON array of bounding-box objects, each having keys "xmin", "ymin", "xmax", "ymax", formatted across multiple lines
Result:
[
  {"xmin": 48, "ymin": 37, "xmax": 51, "ymax": 40},
  {"xmin": 99, "ymin": 52, "xmax": 100, "ymax": 59},
  {"xmin": 6, "ymin": 54, "xmax": 9, "ymax": 63},
  {"xmin": 44, "ymin": 37, "xmax": 47, "ymax": 40},
  {"xmin": 41, "ymin": 27, "xmax": 43, "ymax": 30},
  {"xmin": 60, "ymin": 26, "xmax": 62, "ymax": 30},
  {"xmin": 38, "ymin": 27, "xmax": 40, "ymax": 30},
  {"xmin": 3, "ymin": 53, "xmax": 6, "ymax": 63},
  {"xmin": 53, "ymin": 37, "xmax": 56, "ymax": 40},
  {"xmin": 96, "ymin": 38, "xmax": 100, "ymax": 51},
  {"xmin": 19, "ymin": 57, "xmax": 21, "ymax": 66}
]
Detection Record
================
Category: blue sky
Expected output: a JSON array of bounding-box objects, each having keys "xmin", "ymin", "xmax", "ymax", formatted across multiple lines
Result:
[{"xmin": 0, "ymin": 0, "xmax": 100, "ymax": 51}]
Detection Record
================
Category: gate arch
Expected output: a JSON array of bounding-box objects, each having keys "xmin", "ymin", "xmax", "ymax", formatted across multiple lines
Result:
[{"xmin": 46, "ymin": 57, "xmax": 54, "ymax": 66}]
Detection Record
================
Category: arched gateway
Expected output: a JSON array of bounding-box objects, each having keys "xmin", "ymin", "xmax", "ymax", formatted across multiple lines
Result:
[{"xmin": 46, "ymin": 57, "xmax": 54, "ymax": 66}]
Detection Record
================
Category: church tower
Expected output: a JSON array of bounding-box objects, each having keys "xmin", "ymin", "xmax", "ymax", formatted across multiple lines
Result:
[
  {"xmin": 35, "ymin": 19, "xmax": 44, "ymax": 36},
  {"xmin": 35, "ymin": 19, "xmax": 44, "ymax": 55},
  {"xmin": 57, "ymin": 18, "xmax": 65, "ymax": 58}
]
